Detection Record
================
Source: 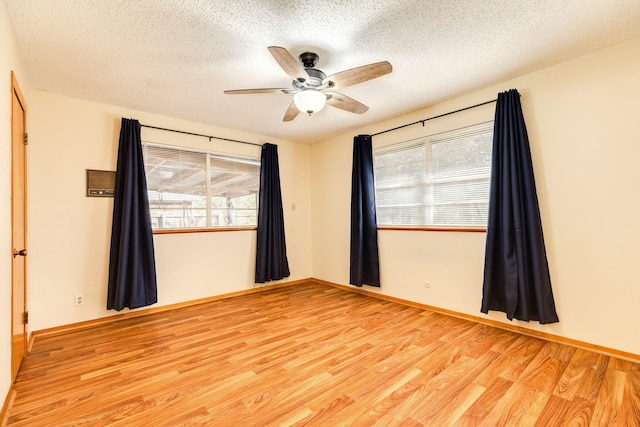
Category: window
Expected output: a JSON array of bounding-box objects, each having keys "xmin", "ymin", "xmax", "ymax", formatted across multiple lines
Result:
[
  {"xmin": 373, "ymin": 121, "xmax": 493, "ymax": 228},
  {"xmin": 142, "ymin": 143, "xmax": 260, "ymax": 230}
]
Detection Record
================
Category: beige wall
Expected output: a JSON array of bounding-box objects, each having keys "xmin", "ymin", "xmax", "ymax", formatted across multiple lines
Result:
[
  {"xmin": 27, "ymin": 92, "xmax": 312, "ymax": 331},
  {"xmin": 1, "ymin": 0, "xmax": 30, "ymax": 408},
  {"xmin": 311, "ymin": 38, "xmax": 640, "ymax": 355}
]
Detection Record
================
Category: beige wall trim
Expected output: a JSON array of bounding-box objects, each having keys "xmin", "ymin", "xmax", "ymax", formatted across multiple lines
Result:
[
  {"xmin": 27, "ymin": 332, "xmax": 35, "ymax": 353},
  {"xmin": 32, "ymin": 279, "xmax": 308, "ymax": 339},
  {"xmin": 30, "ymin": 277, "xmax": 640, "ymax": 363},
  {"xmin": 310, "ymin": 278, "xmax": 640, "ymax": 363}
]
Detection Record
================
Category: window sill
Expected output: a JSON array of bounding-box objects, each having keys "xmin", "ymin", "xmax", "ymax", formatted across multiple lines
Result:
[
  {"xmin": 377, "ymin": 226, "xmax": 486, "ymax": 233},
  {"xmin": 153, "ymin": 227, "xmax": 257, "ymax": 235}
]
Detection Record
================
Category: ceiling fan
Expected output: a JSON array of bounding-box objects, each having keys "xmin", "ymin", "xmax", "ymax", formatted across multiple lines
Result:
[{"xmin": 224, "ymin": 46, "xmax": 392, "ymax": 122}]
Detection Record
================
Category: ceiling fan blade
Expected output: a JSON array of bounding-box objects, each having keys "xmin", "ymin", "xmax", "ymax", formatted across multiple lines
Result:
[
  {"xmin": 224, "ymin": 88, "xmax": 289, "ymax": 95},
  {"xmin": 326, "ymin": 92, "xmax": 369, "ymax": 114},
  {"xmin": 268, "ymin": 46, "xmax": 309, "ymax": 82},
  {"xmin": 283, "ymin": 102, "xmax": 300, "ymax": 122},
  {"xmin": 324, "ymin": 61, "xmax": 392, "ymax": 89}
]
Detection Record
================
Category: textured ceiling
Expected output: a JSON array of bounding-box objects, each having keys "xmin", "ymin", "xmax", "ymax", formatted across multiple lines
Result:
[{"xmin": 6, "ymin": 0, "xmax": 640, "ymax": 144}]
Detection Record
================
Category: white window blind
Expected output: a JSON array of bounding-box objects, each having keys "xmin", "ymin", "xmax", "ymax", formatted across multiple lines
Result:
[
  {"xmin": 373, "ymin": 121, "xmax": 493, "ymax": 227},
  {"xmin": 142, "ymin": 143, "xmax": 259, "ymax": 230}
]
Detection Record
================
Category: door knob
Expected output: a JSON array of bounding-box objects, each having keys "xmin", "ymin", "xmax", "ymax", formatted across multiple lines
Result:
[{"xmin": 13, "ymin": 248, "xmax": 27, "ymax": 258}]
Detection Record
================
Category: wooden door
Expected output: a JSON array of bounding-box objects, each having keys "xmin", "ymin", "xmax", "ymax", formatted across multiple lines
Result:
[{"xmin": 11, "ymin": 71, "xmax": 28, "ymax": 382}]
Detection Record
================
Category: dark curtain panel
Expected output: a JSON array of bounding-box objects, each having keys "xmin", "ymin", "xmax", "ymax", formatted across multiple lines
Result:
[
  {"xmin": 255, "ymin": 143, "xmax": 290, "ymax": 283},
  {"xmin": 481, "ymin": 89, "xmax": 558, "ymax": 324},
  {"xmin": 107, "ymin": 118, "xmax": 158, "ymax": 311},
  {"xmin": 350, "ymin": 135, "xmax": 381, "ymax": 287}
]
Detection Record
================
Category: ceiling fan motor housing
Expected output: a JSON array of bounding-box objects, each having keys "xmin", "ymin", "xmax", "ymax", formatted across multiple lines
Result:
[
  {"xmin": 296, "ymin": 52, "xmax": 326, "ymax": 87},
  {"xmin": 304, "ymin": 68, "xmax": 326, "ymax": 86},
  {"xmin": 299, "ymin": 52, "xmax": 319, "ymax": 68}
]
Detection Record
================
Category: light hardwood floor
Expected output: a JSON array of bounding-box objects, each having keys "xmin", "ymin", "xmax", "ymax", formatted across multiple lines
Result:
[{"xmin": 5, "ymin": 282, "xmax": 640, "ymax": 426}]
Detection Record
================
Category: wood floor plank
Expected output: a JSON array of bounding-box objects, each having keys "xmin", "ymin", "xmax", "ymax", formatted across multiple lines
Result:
[
  {"xmin": 479, "ymin": 383, "xmax": 549, "ymax": 426},
  {"xmin": 414, "ymin": 352, "xmax": 500, "ymax": 423},
  {"xmin": 535, "ymin": 395, "xmax": 595, "ymax": 427},
  {"xmin": 368, "ymin": 351, "xmax": 499, "ymax": 425},
  {"xmin": 5, "ymin": 282, "xmax": 640, "ymax": 426},
  {"xmin": 590, "ymin": 367, "xmax": 627, "ymax": 426},
  {"xmin": 517, "ymin": 353, "xmax": 567, "ymax": 395},
  {"xmin": 575, "ymin": 351, "xmax": 611, "ymax": 402},
  {"xmin": 460, "ymin": 376, "xmax": 514, "ymax": 424},
  {"xmin": 291, "ymin": 394, "xmax": 355, "ymax": 426},
  {"xmin": 621, "ymin": 371, "xmax": 640, "ymax": 425},
  {"xmin": 421, "ymin": 381, "xmax": 486, "ymax": 425},
  {"xmin": 473, "ymin": 334, "xmax": 547, "ymax": 388}
]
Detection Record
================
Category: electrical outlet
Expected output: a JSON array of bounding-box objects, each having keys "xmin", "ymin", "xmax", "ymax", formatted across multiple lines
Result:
[{"xmin": 75, "ymin": 294, "xmax": 84, "ymax": 306}]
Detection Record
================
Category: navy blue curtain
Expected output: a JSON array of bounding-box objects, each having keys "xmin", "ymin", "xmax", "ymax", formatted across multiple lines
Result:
[
  {"xmin": 255, "ymin": 143, "xmax": 290, "ymax": 283},
  {"xmin": 481, "ymin": 89, "xmax": 558, "ymax": 324},
  {"xmin": 107, "ymin": 118, "xmax": 158, "ymax": 311},
  {"xmin": 350, "ymin": 135, "xmax": 380, "ymax": 287}
]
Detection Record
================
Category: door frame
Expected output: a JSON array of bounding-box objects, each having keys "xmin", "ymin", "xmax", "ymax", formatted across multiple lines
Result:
[{"xmin": 10, "ymin": 70, "xmax": 28, "ymax": 382}]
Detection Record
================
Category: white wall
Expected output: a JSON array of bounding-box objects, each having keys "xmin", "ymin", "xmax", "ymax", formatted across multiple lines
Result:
[
  {"xmin": 1, "ymin": 0, "xmax": 30, "ymax": 408},
  {"xmin": 27, "ymin": 92, "xmax": 312, "ymax": 331},
  {"xmin": 311, "ymin": 38, "xmax": 640, "ymax": 355}
]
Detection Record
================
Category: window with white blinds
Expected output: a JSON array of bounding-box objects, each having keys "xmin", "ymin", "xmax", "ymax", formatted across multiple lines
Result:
[
  {"xmin": 142, "ymin": 143, "xmax": 260, "ymax": 230},
  {"xmin": 373, "ymin": 121, "xmax": 493, "ymax": 228}
]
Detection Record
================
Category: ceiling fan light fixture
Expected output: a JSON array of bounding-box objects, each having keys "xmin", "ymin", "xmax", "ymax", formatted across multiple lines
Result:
[
  {"xmin": 225, "ymin": 47, "xmax": 392, "ymax": 121},
  {"xmin": 294, "ymin": 89, "xmax": 326, "ymax": 115}
]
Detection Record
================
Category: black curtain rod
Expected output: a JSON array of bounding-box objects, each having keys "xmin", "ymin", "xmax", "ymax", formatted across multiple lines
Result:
[
  {"xmin": 140, "ymin": 124, "xmax": 263, "ymax": 147},
  {"xmin": 372, "ymin": 98, "xmax": 497, "ymax": 137}
]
